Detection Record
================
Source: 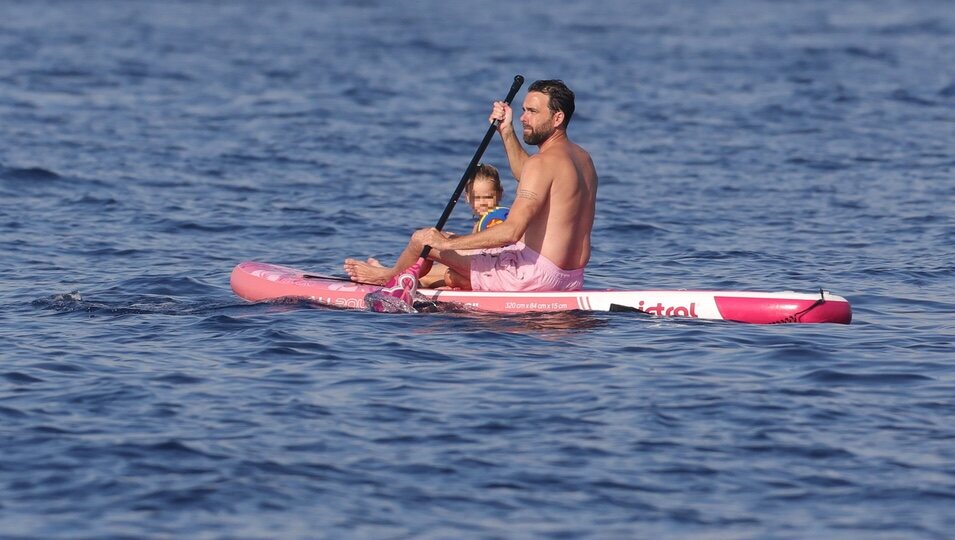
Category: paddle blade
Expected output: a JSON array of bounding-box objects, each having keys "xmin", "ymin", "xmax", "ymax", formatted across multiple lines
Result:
[{"xmin": 364, "ymin": 258, "xmax": 424, "ymax": 313}]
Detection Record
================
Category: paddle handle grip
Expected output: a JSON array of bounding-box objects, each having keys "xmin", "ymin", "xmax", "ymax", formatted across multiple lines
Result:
[
  {"xmin": 421, "ymin": 75, "xmax": 524, "ymax": 258},
  {"xmin": 493, "ymin": 74, "xmax": 525, "ymax": 129}
]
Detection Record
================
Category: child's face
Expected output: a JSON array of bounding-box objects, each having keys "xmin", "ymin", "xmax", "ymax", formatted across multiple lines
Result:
[{"xmin": 467, "ymin": 178, "xmax": 500, "ymax": 216}]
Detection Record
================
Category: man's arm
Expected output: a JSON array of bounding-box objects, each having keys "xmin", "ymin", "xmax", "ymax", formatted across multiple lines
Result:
[
  {"xmin": 423, "ymin": 157, "xmax": 549, "ymax": 251},
  {"xmin": 500, "ymin": 128, "xmax": 529, "ymax": 181},
  {"xmin": 490, "ymin": 101, "xmax": 530, "ymax": 180}
]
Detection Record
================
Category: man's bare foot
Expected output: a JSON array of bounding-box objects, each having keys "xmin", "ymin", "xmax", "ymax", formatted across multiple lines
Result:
[{"xmin": 343, "ymin": 258, "xmax": 394, "ymax": 285}]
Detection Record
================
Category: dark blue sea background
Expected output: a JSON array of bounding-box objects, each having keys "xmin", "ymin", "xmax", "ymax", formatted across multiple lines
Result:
[{"xmin": 2, "ymin": 0, "xmax": 954, "ymax": 538}]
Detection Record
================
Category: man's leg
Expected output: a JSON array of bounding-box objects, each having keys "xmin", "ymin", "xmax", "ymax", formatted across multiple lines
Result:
[{"xmin": 427, "ymin": 246, "xmax": 473, "ymax": 290}]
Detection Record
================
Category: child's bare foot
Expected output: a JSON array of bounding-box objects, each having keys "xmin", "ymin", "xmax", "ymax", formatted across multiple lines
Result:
[{"xmin": 343, "ymin": 258, "xmax": 394, "ymax": 285}]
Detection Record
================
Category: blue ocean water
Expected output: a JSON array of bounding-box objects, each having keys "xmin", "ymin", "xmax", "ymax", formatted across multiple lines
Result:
[{"xmin": 2, "ymin": 0, "xmax": 954, "ymax": 537}]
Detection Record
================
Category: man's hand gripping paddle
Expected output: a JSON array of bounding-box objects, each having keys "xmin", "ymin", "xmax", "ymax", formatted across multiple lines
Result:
[{"xmin": 366, "ymin": 75, "xmax": 525, "ymax": 313}]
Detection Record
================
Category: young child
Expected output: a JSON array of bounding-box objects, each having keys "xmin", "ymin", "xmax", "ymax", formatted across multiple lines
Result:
[
  {"xmin": 359, "ymin": 164, "xmax": 509, "ymax": 289},
  {"xmin": 421, "ymin": 163, "xmax": 509, "ymax": 287},
  {"xmin": 465, "ymin": 163, "xmax": 507, "ymax": 232}
]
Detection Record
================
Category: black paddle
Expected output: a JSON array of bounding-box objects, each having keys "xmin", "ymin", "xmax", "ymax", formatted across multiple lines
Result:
[
  {"xmin": 363, "ymin": 75, "xmax": 525, "ymax": 312},
  {"xmin": 422, "ymin": 74, "xmax": 524, "ymax": 258},
  {"xmin": 307, "ymin": 75, "xmax": 525, "ymax": 288}
]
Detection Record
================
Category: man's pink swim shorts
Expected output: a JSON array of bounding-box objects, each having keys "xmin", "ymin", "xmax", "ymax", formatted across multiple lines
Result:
[{"xmin": 469, "ymin": 242, "xmax": 585, "ymax": 292}]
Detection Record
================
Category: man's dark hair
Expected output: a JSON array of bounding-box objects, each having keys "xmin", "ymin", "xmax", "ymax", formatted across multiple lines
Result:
[{"xmin": 528, "ymin": 79, "xmax": 575, "ymax": 128}]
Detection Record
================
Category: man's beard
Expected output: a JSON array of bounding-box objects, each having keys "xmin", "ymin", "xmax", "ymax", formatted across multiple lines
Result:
[{"xmin": 523, "ymin": 124, "xmax": 553, "ymax": 146}]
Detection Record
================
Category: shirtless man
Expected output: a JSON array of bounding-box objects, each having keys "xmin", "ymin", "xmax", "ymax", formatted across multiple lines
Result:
[{"xmin": 344, "ymin": 79, "xmax": 597, "ymax": 292}]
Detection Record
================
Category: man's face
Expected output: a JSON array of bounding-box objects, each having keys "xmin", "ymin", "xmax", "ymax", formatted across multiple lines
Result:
[{"xmin": 520, "ymin": 91, "xmax": 557, "ymax": 146}]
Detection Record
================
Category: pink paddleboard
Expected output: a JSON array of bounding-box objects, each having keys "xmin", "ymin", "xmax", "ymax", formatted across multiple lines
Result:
[{"xmin": 230, "ymin": 261, "xmax": 852, "ymax": 324}]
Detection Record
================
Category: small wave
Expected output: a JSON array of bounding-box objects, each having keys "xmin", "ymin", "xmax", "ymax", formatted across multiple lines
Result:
[
  {"xmin": 70, "ymin": 193, "xmax": 120, "ymax": 206},
  {"xmin": 741, "ymin": 443, "xmax": 855, "ymax": 460},
  {"xmin": 32, "ymin": 290, "xmax": 84, "ymax": 309},
  {"xmin": 843, "ymin": 46, "xmax": 897, "ymax": 65},
  {"xmin": 3, "ymin": 372, "xmax": 45, "ymax": 384},
  {"xmin": 30, "ymin": 361, "xmax": 87, "ymax": 374},
  {"xmin": 890, "ymin": 89, "xmax": 938, "ymax": 107},
  {"xmin": 31, "ymin": 290, "xmax": 244, "ymax": 317},
  {"xmin": 154, "ymin": 218, "xmax": 236, "ymax": 234},
  {"xmin": 114, "ymin": 61, "xmax": 194, "ymax": 82},
  {"xmin": 0, "ymin": 405, "xmax": 28, "ymax": 418},
  {"xmin": 877, "ymin": 19, "xmax": 951, "ymax": 37},
  {"xmin": 801, "ymin": 369, "xmax": 933, "ymax": 385},
  {"xmin": 103, "ymin": 439, "xmax": 226, "ymax": 462},
  {"xmin": 674, "ymin": 249, "xmax": 767, "ymax": 262},
  {"xmin": 0, "ymin": 165, "xmax": 61, "ymax": 181},
  {"xmin": 603, "ymin": 223, "xmax": 668, "ymax": 234},
  {"xmin": 25, "ymin": 67, "xmax": 95, "ymax": 79},
  {"xmin": 784, "ymin": 157, "xmax": 851, "ymax": 171},
  {"xmin": 151, "ymin": 373, "xmax": 206, "ymax": 385}
]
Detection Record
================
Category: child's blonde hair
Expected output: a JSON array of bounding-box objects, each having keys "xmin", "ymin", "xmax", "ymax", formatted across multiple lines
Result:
[{"xmin": 465, "ymin": 163, "xmax": 503, "ymax": 199}]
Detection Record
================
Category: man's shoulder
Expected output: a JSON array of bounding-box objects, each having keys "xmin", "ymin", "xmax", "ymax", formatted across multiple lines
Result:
[
  {"xmin": 522, "ymin": 152, "xmax": 549, "ymax": 170},
  {"xmin": 539, "ymin": 142, "xmax": 591, "ymax": 170},
  {"xmin": 534, "ymin": 142, "xmax": 574, "ymax": 162},
  {"xmin": 567, "ymin": 139, "xmax": 592, "ymax": 159}
]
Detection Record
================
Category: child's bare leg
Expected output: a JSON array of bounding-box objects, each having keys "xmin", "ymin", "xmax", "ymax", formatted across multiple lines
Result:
[
  {"xmin": 344, "ymin": 232, "xmax": 433, "ymax": 285},
  {"xmin": 419, "ymin": 263, "xmax": 448, "ymax": 288}
]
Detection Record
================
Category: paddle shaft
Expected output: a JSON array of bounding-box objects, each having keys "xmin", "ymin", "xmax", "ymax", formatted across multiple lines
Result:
[{"xmin": 419, "ymin": 74, "xmax": 524, "ymax": 258}]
